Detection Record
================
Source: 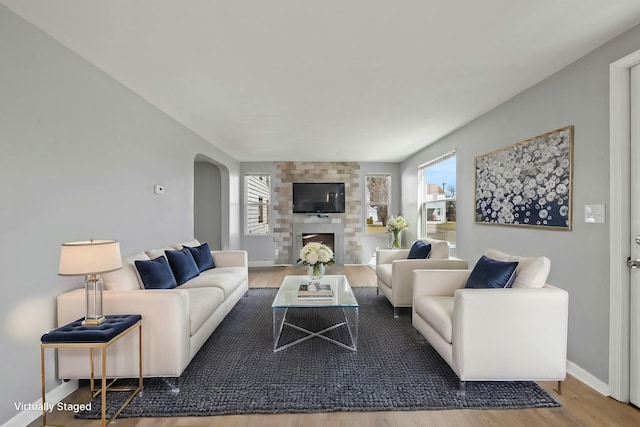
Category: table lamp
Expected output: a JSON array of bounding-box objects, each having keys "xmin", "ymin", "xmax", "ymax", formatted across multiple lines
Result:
[{"xmin": 58, "ymin": 239, "xmax": 122, "ymax": 325}]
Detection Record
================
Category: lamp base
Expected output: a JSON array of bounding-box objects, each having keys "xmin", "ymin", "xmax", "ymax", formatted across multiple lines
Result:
[{"xmin": 82, "ymin": 316, "xmax": 106, "ymax": 326}]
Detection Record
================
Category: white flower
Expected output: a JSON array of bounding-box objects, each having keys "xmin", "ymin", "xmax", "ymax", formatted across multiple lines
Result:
[
  {"xmin": 386, "ymin": 215, "xmax": 409, "ymax": 232},
  {"xmin": 298, "ymin": 242, "xmax": 335, "ymax": 267}
]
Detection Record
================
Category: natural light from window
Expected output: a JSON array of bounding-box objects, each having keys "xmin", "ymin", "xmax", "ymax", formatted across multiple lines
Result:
[
  {"xmin": 365, "ymin": 174, "xmax": 390, "ymax": 234},
  {"xmin": 418, "ymin": 151, "xmax": 456, "ymax": 247},
  {"xmin": 245, "ymin": 173, "xmax": 270, "ymax": 235}
]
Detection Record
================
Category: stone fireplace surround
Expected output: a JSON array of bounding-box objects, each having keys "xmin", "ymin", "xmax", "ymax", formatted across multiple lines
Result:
[{"xmin": 274, "ymin": 162, "xmax": 363, "ymax": 265}]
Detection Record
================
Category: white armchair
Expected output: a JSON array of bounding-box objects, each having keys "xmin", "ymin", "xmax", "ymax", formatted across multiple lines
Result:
[
  {"xmin": 412, "ymin": 250, "xmax": 568, "ymax": 392},
  {"xmin": 376, "ymin": 238, "xmax": 468, "ymax": 317}
]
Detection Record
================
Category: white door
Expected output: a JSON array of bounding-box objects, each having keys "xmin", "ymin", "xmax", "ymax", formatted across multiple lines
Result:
[{"xmin": 629, "ymin": 64, "xmax": 640, "ymax": 407}]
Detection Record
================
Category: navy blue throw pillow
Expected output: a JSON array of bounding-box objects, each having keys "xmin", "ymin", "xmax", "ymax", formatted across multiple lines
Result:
[
  {"xmin": 165, "ymin": 248, "xmax": 200, "ymax": 285},
  {"xmin": 184, "ymin": 243, "xmax": 215, "ymax": 272},
  {"xmin": 135, "ymin": 257, "xmax": 177, "ymax": 289},
  {"xmin": 407, "ymin": 241, "xmax": 431, "ymax": 259},
  {"xmin": 464, "ymin": 255, "xmax": 519, "ymax": 289}
]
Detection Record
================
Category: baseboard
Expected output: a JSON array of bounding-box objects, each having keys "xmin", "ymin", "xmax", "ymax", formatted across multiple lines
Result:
[
  {"xmin": 2, "ymin": 380, "xmax": 79, "ymax": 427},
  {"xmin": 567, "ymin": 360, "xmax": 610, "ymax": 396},
  {"xmin": 248, "ymin": 261, "xmax": 290, "ymax": 267},
  {"xmin": 248, "ymin": 262, "xmax": 373, "ymax": 268}
]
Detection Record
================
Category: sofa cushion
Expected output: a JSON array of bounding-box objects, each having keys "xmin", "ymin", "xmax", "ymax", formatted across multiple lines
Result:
[
  {"xmin": 414, "ymin": 296, "xmax": 454, "ymax": 343},
  {"xmin": 173, "ymin": 239, "xmax": 201, "ymax": 250},
  {"xmin": 185, "ymin": 287, "xmax": 224, "ymax": 336},
  {"xmin": 135, "ymin": 257, "xmax": 177, "ymax": 289},
  {"xmin": 165, "ymin": 248, "xmax": 200, "ymax": 285},
  {"xmin": 185, "ymin": 243, "xmax": 215, "ymax": 272},
  {"xmin": 464, "ymin": 255, "xmax": 518, "ymax": 289},
  {"xmin": 144, "ymin": 246, "xmax": 175, "ymax": 261},
  {"xmin": 102, "ymin": 251, "xmax": 149, "ymax": 290},
  {"xmin": 407, "ymin": 241, "xmax": 431, "ymax": 259},
  {"xmin": 484, "ymin": 249, "xmax": 551, "ymax": 289},
  {"xmin": 376, "ymin": 264, "xmax": 393, "ymax": 288},
  {"xmin": 180, "ymin": 267, "xmax": 246, "ymax": 298}
]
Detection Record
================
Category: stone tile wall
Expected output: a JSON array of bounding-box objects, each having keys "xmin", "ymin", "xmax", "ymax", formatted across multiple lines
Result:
[{"xmin": 274, "ymin": 162, "xmax": 363, "ymax": 264}]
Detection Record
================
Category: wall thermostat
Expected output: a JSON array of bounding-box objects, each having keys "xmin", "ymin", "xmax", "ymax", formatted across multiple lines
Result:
[
  {"xmin": 154, "ymin": 184, "xmax": 165, "ymax": 195},
  {"xmin": 584, "ymin": 204, "xmax": 605, "ymax": 223}
]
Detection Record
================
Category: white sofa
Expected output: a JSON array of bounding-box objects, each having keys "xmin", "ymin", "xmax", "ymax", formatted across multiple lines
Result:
[
  {"xmin": 376, "ymin": 238, "xmax": 468, "ymax": 317},
  {"xmin": 56, "ymin": 239, "xmax": 248, "ymax": 379},
  {"xmin": 412, "ymin": 249, "xmax": 568, "ymax": 390}
]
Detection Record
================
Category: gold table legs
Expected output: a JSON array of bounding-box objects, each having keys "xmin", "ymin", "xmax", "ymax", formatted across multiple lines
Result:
[{"xmin": 41, "ymin": 320, "xmax": 142, "ymax": 426}]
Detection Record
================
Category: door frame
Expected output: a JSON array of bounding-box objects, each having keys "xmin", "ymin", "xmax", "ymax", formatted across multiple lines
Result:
[{"xmin": 609, "ymin": 49, "xmax": 640, "ymax": 402}]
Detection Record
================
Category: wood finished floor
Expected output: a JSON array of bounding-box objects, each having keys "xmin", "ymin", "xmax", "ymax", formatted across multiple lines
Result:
[{"xmin": 30, "ymin": 265, "xmax": 640, "ymax": 427}]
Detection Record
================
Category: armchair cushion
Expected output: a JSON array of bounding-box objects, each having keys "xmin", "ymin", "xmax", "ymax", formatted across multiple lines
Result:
[
  {"xmin": 464, "ymin": 255, "xmax": 518, "ymax": 289},
  {"xmin": 376, "ymin": 264, "xmax": 393, "ymax": 287},
  {"xmin": 414, "ymin": 296, "xmax": 454, "ymax": 343},
  {"xmin": 484, "ymin": 249, "xmax": 550, "ymax": 289},
  {"xmin": 407, "ymin": 241, "xmax": 431, "ymax": 259}
]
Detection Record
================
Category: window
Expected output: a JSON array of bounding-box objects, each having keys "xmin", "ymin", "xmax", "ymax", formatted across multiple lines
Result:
[
  {"xmin": 245, "ymin": 173, "xmax": 270, "ymax": 235},
  {"xmin": 418, "ymin": 151, "xmax": 456, "ymax": 247},
  {"xmin": 365, "ymin": 174, "xmax": 390, "ymax": 234}
]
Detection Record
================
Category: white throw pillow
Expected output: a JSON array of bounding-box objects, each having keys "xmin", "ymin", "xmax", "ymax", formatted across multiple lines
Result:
[
  {"xmin": 145, "ymin": 246, "xmax": 175, "ymax": 261},
  {"xmin": 173, "ymin": 239, "xmax": 202, "ymax": 250},
  {"xmin": 483, "ymin": 248, "xmax": 551, "ymax": 289},
  {"xmin": 102, "ymin": 251, "xmax": 150, "ymax": 290},
  {"xmin": 419, "ymin": 238, "xmax": 450, "ymax": 259}
]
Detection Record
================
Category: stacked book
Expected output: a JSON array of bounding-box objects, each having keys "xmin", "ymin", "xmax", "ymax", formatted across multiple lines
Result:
[{"xmin": 297, "ymin": 283, "xmax": 334, "ymax": 302}]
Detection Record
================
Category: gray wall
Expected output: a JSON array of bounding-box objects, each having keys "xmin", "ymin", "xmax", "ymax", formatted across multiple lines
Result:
[
  {"xmin": 401, "ymin": 23, "xmax": 640, "ymax": 384},
  {"xmin": 0, "ymin": 7, "xmax": 240, "ymax": 424}
]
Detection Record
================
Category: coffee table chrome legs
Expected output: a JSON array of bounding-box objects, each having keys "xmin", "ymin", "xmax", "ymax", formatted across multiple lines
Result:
[{"xmin": 273, "ymin": 307, "xmax": 358, "ymax": 352}]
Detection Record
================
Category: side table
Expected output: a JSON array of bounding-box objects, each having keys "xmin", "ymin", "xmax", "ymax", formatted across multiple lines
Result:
[{"xmin": 40, "ymin": 314, "xmax": 142, "ymax": 427}]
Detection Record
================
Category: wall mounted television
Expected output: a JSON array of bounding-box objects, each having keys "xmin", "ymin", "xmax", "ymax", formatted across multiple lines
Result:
[{"xmin": 293, "ymin": 182, "xmax": 346, "ymax": 214}]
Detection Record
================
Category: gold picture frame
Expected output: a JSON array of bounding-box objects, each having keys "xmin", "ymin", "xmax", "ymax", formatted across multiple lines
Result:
[{"xmin": 474, "ymin": 126, "xmax": 574, "ymax": 230}]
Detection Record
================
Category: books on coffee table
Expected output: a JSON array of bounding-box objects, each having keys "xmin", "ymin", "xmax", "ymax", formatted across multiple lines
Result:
[{"xmin": 298, "ymin": 283, "xmax": 334, "ymax": 301}]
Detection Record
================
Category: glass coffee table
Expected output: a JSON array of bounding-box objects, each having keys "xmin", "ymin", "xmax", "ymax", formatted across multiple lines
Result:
[{"xmin": 272, "ymin": 275, "xmax": 358, "ymax": 352}]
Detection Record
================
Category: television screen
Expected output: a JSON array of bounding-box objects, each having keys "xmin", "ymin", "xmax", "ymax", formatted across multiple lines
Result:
[{"xmin": 293, "ymin": 182, "xmax": 346, "ymax": 213}]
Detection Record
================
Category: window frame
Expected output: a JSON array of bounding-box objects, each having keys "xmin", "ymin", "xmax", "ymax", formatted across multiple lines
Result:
[
  {"xmin": 418, "ymin": 151, "xmax": 457, "ymax": 246},
  {"xmin": 365, "ymin": 173, "xmax": 391, "ymax": 234},
  {"xmin": 244, "ymin": 173, "xmax": 271, "ymax": 236}
]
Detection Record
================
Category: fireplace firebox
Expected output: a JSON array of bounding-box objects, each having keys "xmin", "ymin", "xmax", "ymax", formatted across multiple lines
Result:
[
  {"xmin": 292, "ymin": 223, "xmax": 344, "ymax": 265},
  {"xmin": 302, "ymin": 233, "xmax": 335, "ymax": 253}
]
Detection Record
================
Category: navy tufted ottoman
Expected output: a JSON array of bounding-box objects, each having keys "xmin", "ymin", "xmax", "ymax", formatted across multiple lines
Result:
[{"xmin": 40, "ymin": 314, "xmax": 142, "ymax": 427}]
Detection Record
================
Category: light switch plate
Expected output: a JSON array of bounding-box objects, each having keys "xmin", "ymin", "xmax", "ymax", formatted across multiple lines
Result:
[{"xmin": 585, "ymin": 204, "xmax": 605, "ymax": 223}]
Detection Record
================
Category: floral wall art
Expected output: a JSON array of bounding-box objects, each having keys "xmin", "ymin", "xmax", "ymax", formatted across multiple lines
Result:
[{"xmin": 474, "ymin": 126, "xmax": 574, "ymax": 230}]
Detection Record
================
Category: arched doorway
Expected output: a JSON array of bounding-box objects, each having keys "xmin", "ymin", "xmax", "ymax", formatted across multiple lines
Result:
[{"xmin": 194, "ymin": 155, "xmax": 227, "ymax": 250}]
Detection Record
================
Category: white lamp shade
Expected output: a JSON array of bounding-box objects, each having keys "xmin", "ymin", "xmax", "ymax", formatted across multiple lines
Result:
[{"xmin": 58, "ymin": 240, "xmax": 122, "ymax": 276}]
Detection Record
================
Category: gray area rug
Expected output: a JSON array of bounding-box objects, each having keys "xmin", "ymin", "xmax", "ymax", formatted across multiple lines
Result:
[{"xmin": 78, "ymin": 287, "xmax": 560, "ymax": 418}]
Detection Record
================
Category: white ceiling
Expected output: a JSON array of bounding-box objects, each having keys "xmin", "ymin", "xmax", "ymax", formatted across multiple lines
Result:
[{"xmin": 3, "ymin": 0, "xmax": 640, "ymax": 162}]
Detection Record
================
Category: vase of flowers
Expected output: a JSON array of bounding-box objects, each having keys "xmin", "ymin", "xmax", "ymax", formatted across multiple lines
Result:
[
  {"xmin": 386, "ymin": 215, "xmax": 408, "ymax": 249},
  {"xmin": 307, "ymin": 263, "xmax": 325, "ymax": 280},
  {"xmin": 298, "ymin": 242, "xmax": 335, "ymax": 280}
]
